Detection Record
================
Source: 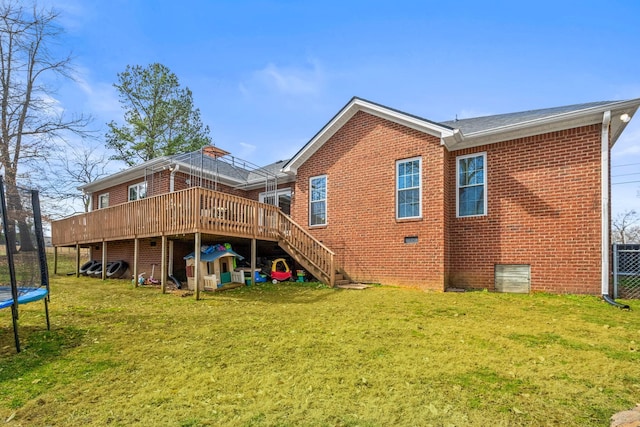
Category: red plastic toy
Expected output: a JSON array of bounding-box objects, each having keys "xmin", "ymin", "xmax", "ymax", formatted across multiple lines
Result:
[{"xmin": 270, "ymin": 258, "xmax": 292, "ymax": 283}]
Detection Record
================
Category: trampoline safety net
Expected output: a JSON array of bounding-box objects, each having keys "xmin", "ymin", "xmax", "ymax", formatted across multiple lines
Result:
[{"xmin": 0, "ymin": 175, "xmax": 50, "ymax": 352}]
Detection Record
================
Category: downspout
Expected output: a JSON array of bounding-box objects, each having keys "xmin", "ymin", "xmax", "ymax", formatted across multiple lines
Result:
[
  {"xmin": 601, "ymin": 110, "xmax": 611, "ymax": 296},
  {"xmin": 600, "ymin": 111, "xmax": 630, "ymax": 309},
  {"xmin": 170, "ymin": 164, "xmax": 180, "ymax": 192}
]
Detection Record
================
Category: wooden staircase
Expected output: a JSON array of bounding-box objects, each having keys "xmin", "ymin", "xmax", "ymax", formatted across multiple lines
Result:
[{"xmin": 276, "ymin": 212, "xmax": 348, "ymax": 287}]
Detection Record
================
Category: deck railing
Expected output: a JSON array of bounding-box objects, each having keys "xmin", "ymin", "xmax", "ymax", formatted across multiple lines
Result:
[
  {"xmin": 51, "ymin": 187, "xmax": 282, "ymax": 245},
  {"xmin": 51, "ymin": 187, "xmax": 336, "ymax": 286}
]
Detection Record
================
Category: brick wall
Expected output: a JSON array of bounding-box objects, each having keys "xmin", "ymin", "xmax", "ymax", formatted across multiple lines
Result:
[
  {"xmin": 447, "ymin": 124, "xmax": 603, "ymax": 294},
  {"xmin": 291, "ymin": 112, "xmax": 604, "ymax": 294},
  {"xmin": 90, "ymin": 238, "xmax": 196, "ymax": 282},
  {"xmin": 291, "ymin": 111, "xmax": 447, "ymax": 290}
]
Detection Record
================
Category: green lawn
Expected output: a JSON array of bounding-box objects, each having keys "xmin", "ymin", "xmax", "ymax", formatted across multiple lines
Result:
[{"xmin": 0, "ymin": 273, "xmax": 639, "ymax": 426}]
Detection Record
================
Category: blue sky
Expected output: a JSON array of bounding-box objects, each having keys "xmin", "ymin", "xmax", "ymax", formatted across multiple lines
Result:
[{"xmin": 46, "ymin": 0, "xmax": 640, "ymax": 215}]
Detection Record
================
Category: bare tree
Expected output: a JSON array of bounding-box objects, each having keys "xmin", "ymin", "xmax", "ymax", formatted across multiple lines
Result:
[
  {"xmin": 612, "ymin": 210, "xmax": 640, "ymax": 244},
  {"xmin": 0, "ymin": 1, "xmax": 90, "ymax": 250},
  {"xmin": 43, "ymin": 143, "xmax": 112, "ymax": 215}
]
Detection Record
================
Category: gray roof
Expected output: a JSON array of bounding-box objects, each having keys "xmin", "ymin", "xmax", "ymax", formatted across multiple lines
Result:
[
  {"xmin": 246, "ymin": 159, "xmax": 289, "ymax": 182},
  {"xmin": 439, "ymin": 101, "xmax": 616, "ymax": 134}
]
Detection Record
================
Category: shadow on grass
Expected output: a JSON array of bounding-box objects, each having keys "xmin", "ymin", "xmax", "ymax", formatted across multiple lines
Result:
[
  {"xmin": 0, "ymin": 326, "xmax": 86, "ymax": 381},
  {"xmin": 199, "ymin": 281, "xmax": 339, "ymax": 305}
]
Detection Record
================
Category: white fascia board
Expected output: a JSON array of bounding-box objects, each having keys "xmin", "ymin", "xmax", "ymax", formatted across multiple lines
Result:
[
  {"xmin": 443, "ymin": 98, "xmax": 640, "ymax": 151},
  {"xmin": 234, "ymin": 173, "xmax": 295, "ymax": 191},
  {"xmin": 283, "ymin": 98, "xmax": 454, "ymax": 174}
]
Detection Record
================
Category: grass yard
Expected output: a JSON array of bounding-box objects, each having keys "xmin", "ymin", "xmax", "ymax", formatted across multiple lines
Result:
[{"xmin": 0, "ymin": 270, "xmax": 639, "ymax": 426}]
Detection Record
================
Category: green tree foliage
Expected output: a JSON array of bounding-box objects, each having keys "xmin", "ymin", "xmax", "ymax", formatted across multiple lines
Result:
[{"xmin": 106, "ymin": 63, "xmax": 211, "ymax": 166}]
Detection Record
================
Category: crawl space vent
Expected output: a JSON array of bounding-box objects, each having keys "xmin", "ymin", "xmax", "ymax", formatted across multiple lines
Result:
[{"xmin": 495, "ymin": 264, "xmax": 530, "ymax": 294}]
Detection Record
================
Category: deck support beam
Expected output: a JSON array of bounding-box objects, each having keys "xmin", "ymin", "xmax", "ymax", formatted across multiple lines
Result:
[
  {"xmin": 161, "ymin": 235, "xmax": 167, "ymax": 293},
  {"xmin": 53, "ymin": 246, "xmax": 58, "ymax": 275},
  {"xmin": 194, "ymin": 232, "xmax": 201, "ymax": 300},
  {"xmin": 133, "ymin": 238, "xmax": 139, "ymax": 287},
  {"xmin": 250, "ymin": 238, "xmax": 256, "ymax": 286},
  {"xmin": 168, "ymin": 240, "xmax": 174, "ymax": 276},
  {"xmin": 101, "ymin": 241, "xmax": 107, "ymax": 280},
  {"xmin": 75, "ymin": 244, "xmax": 80, "ymax": 278}
]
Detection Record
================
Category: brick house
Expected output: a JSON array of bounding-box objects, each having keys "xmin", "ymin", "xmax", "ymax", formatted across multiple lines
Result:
[{"xmin": 51, "ymin": 97, "xmax": 640, "ymax": 296}]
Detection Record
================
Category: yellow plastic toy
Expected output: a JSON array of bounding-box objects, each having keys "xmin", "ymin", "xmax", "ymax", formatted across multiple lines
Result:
[{"xmin": 270, "ymin": 258, "xmax": 292, "ymax": 283}]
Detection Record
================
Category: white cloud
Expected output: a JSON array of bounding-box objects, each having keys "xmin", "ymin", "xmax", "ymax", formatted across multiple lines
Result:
[
  {"xmin": 72, "ymin": 67, "xmax": 121, "ymax": 119},
  {"xmin": 241, "ymin": 58, "xmax": 325, "ymax": 98},
  {"xmin": 40, "ymin": 93, "xmax": 64, "ymax": 117},
  {"xmin": 40, "ymin": 0, "xmax": 88, "ymax": 32},
  {"xmin": 237, "ymin": 142, "xmax": 257, "ymax": 158}
]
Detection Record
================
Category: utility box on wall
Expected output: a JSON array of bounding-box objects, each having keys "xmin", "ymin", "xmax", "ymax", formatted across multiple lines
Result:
[{"xmin": 495, "ymin": 264, "xmax": 530, "ymax": 294}]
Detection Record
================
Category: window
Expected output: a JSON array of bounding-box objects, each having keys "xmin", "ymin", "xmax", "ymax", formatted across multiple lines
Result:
[
  {"xmin": 457, "ymin": 152, "xmax": 487, "ymax": 217},
  {"xmin": 98, "ymin": 193, "xmax": 109, "ymax": 209},
  {"xmin": 309, "ymin": 175, "xmax": 327, "ymax": 226},
  {"xmin": 128, "ymin": 181, "xmax": 147, "ymax": 201},
  {"xmin": 396, "ymin": 157, "xmax": 421, "ymax": 219},
  {"xmin": 259, "ymin": 188, "xmax": 292, "ymax": 215}
]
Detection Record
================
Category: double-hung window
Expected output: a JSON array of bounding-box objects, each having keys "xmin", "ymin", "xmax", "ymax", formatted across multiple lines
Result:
[
  {"xmin": 396, "ymin": 157, "xmax": 421, "ymax": 219},
  {"xmin": 98, "ymin": 193, "xmax": 109, "ymax": 209},
  {"xmin": 457, "ymin": 152, "xmax": 487, "ymax": 217},
  {"xmin": 309, "ymin": 175, "xmax": 327, "ymax": 226},
  {"xmin": 128, "ymin": 181, "xmax": 147, "ymax": 202}
]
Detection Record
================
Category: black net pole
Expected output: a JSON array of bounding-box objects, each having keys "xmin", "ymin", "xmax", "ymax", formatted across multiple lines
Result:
[
  {"xmin": 31, "ymin": 190, "xmax": 49, "ymax": 297},
  {"xmin": 0, "ymin": 176, "xmax": 21, "ymax": 352},
  {"xmin": 31, "ymin": 189, "xmax": 50, "ymax": 329}
]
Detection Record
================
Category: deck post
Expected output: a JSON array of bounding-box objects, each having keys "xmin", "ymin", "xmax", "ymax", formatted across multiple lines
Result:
[
  {"xmin": 53, "ymin": 246, "xmax": 58, "ymax": 275},
  {"xmin": 168, "ymin": 240, "xmax": 174, "ymax": 276},
  {"xmin": 75, "ymin": 244, "xmax": 80, "ymax": 278},
  {"xmin": 161, "ymin": 235, "xmax": 167, "ymax": 294},
  {"xmin": 251, "ymin": 238, "xmax": 256, "ymax": 286},
  {"xmin": 133, "ymin": 238, "xmax": 139, "ymax": 287},
  {"xmin": 101, "ymin": 241, "xmax": 107, "ymax": 280},
  {"xmin": 194, "ymin": 232, "xmax": 201, "ymax": 300},
  {"xmin": 329, "ymin": 253, "xmax": 335, "ymax": 288}
]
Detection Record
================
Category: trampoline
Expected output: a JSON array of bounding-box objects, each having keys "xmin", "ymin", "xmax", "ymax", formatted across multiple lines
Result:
[
  {"xmin": 0, "ymin": 287, "xmax": 49, "ymax": 309},
  {"xmin": 0, "ymin": 176, "xmax": 50, "ymax": 352}
]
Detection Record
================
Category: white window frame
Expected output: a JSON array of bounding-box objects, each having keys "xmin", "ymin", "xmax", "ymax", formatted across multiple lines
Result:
[
  {"xmin": 309, "ymin": 175, "xmax": 327, "ymax": 227},
  {"xmin": 98, "ymin": 193, "xmax": 109, "ymax": 209},
  {"xmin": 456, "ymin": 152, "xmax": 487, "ymax": 218},
  {"xmin": 128, "ymin": 181, "xmax": 147, "ymax": 202},
  {"xmin": 259, "ymin": 188, "xmax": 292, "ymax": 206},
  {"xmin": 396, "ymin": 157, "xmax": 422, "ymax": 220}
]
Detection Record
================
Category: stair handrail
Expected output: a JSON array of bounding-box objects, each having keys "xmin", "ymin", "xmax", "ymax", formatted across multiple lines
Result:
[{"xmin": 276, "ymin": 211, "xmax": 335, "ymax": 286}]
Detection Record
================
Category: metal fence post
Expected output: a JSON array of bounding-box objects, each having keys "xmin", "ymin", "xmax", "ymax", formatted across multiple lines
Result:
[{"xmin": 613, "ymin": 243, "xmax": 619, "ymax": 299}]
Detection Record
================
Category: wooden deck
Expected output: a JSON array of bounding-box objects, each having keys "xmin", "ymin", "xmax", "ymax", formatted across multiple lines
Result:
[{"xmin": 51, "ymin": 187, "xmax": 336, "ymax": 286}]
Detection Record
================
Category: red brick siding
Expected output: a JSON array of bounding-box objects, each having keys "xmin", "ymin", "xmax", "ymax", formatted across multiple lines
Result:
[
  {"xmin": 291, "ymin": 111, "xmax": 447, "ymax": 290},
  {"xmin": 90, "ymin": 238, "xmax": 196, "ymax": 281},
  {"xmin": 447, "ymin": 125, "xmax": 603, "ymax": 294}
]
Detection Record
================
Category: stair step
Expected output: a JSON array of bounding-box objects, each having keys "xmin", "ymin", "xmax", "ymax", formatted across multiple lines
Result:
[
  {"xmin": 335, "ymin": 279, "xmax": 350, "ymax": 286},
  {"xmin": 336, "ymin": 283, "xmax": 371, "ymax": 290}
]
